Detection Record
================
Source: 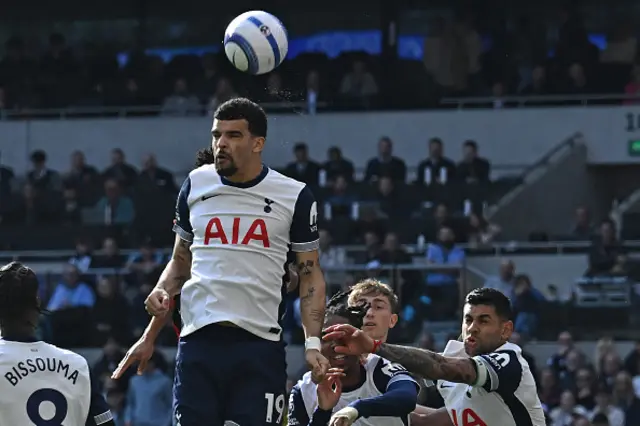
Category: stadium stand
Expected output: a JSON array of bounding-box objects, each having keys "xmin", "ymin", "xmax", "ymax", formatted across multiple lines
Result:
[{"xmin": 3, "ymin": 1, "xmax": 640, "ymax": 424}]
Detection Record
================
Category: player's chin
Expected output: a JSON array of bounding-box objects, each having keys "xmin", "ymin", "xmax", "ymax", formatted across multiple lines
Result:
[{"xmin": 215, "ymin": 161, "xmax": 238, "ymax": 177}]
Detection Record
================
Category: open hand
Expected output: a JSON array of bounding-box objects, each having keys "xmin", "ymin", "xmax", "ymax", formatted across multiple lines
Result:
[
  {"xmin": 317, "ymin": 368, "xmax": 344, "ymax": 410},
  {"xmin": 111, "ymin": 336, "xmax": 155, "ymax": 379},
  {"xmin": 322, "ymin": 324, "xmax": 375, "ymax": 356}
]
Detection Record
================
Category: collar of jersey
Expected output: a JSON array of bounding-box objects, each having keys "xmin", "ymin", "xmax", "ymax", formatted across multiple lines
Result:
[
  {"xmin": 341, "ymin": 365, "xmax": 368, "ymax": 393},
  {"xmin": 1, "ymin": 335, "xmax": 39, "ymax": 343},
  {"xmin": 220, "ymin": 164, "xmax": 269, "ymax": 188}
]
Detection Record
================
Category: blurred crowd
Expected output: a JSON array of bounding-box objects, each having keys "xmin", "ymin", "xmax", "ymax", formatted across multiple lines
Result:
[{"xmin": 0, "ymin": 8, "xmax": 640, "ymax": 114}]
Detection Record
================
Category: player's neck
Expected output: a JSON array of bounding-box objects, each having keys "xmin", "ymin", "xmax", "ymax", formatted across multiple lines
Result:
[
  {"xmin": 224, "ymin": 162, "xmax": 264, "ymax": 183},
  {"xmin": 1, "ymin": 324, "xmax": 36, "ymax": 340},
  {"xmin": 342, "ymin": 366, "xmax": 364, "ymax": 389}
]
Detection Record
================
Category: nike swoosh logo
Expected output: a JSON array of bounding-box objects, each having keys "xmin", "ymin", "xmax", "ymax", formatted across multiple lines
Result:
[
  {"xmin": 440, "ymin": 384, "xmax": 453, "ymax": 388},
  {"xmin": 201, "ymin": 194, "xmax": 220, "ymax": 201}
]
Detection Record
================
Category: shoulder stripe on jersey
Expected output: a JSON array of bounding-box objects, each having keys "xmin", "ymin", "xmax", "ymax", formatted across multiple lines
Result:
[
  {"xmin": 94, "ymin": 410, "xmax": 114, "ymax": 425},
  {"xmin": 291, "ymin": 239, "xmax": 320, "ymax": 252}
]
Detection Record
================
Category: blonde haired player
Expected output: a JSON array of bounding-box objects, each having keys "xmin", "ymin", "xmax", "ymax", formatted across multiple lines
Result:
[{"xmin": 326, "ymin": 287, "xmax": 545, "ymax": 426}]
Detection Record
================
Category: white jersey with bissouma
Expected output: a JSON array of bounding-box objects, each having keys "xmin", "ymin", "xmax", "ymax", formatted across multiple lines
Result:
[
  {"xmin": 437, "ymin": 340, "xmax": 545, "ymax": 426},
  {"xmin": 0, "ymin": 338, "xmax": 113, "ymax": 426},
  {"xmin": 173, "ymin": 164, "xmax": 319, "ymax": 340},
  {"xmin": 288, "ymin": 354, "xmax": 417, "ymax": 425}
]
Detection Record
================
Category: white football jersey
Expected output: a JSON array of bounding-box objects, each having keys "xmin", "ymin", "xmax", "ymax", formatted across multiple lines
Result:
[
  {"xmin": 437, "ymin": 340, "xmax": 546, "ymax": 426},
  {"xmin": 173, "ymin": 165, "xmax": 319, "ymax": 341},
  {"xmin": 0, "ymin": 338, "xmax": 112, "ymax": 426},
  {"xmin": 288, "ymin": 354, "xmax": 417, "ymax": 426}
]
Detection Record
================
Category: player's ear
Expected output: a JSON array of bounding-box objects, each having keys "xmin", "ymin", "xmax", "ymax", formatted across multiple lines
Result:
[
  {"xmin": 388, "ymin": 313, "xmax": 398, "ymax": 329},
  {"xmin": 502, "ymin": 320, "xmax": 514, "ymax": 341},
  {"xmin": 252, "ymin": 136, "xmax": 265, "ymax": 154}
]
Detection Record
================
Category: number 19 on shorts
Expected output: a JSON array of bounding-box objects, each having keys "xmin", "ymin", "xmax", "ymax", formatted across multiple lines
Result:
[{"xmin": 264, "ymin": 393, "xmax": 285, "ymax": 424}]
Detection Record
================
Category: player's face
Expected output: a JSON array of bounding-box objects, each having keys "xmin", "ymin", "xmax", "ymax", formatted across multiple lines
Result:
[
  {"xmin": 322, "ymin": 315, "xmax": 359, "ymax": 372},
  {"xmin": 352, "ymin": 293, "xmax": 397, "ymax": 342},
  {"xmin": 211, "ymin": 119, "xmax": 263, "ymax": 177},
  {"xmin": 461, "ymin": 303, "xmax": 511, "ymax": 356}
]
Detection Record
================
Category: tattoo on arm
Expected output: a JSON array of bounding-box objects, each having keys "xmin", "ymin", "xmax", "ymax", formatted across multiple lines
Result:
[
  {"xmin": 376, "ymin": 343, "xmax": 477, "ymax": 385},
  {"xmin": 160, "ymin": 237, "xmax": 192, "ymax": 296},
  {"xmin": 297, "ymin": 260, "xmax": 314, "ymax": 275}
]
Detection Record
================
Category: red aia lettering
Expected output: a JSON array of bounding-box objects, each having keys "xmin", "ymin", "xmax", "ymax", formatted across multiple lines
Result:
[
  {"xmin": 204, "ymin": 217, "xmax": 270, "ymax": 247},
  {"xmin": 451, "ymin": 408, "xmax": 487, "ymax": 426}
]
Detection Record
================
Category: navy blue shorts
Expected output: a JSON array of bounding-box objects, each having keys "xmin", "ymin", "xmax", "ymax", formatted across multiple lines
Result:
[{"xmin": 173, "ymin": 324, "xmax": 287, "ymax": 426}]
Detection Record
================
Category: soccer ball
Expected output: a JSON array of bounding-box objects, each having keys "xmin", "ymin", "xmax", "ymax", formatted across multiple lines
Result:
[{"xmin": 223, "ymin": 11, "xmax": 288, "ymax": 75}]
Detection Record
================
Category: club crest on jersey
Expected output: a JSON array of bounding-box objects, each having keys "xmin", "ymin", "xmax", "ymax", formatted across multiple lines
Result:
[{"xmin": 264, "ymin": 198, "xmax": 274, "ymax": 213}]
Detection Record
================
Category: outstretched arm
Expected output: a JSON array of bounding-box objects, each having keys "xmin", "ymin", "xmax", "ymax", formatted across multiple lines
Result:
[
  {"xmin": 376, "ymin": 344, "xmax": 478, "ymax": 385},
  {"xmin": 296, "ymin": 250, "xmax": 326, "ymax": 340}
]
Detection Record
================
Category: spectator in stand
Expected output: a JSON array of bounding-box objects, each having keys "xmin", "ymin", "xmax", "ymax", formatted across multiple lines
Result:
[
  {"xmin": 559, "ymin": 349, "xmax": 586, "ymax": 390},
  {"xmin": 161, "ymin": 77, "xmax": 200, "ymax": 116},
  {"xmin": 624, "ymin": 341, "xmax": 640, "ymax": 376},
  {"xmin": 318, "ymin": 228, "xmax": 347, "ymax": 291},
  {"xmin": 27, "ymin": 149, "xmax": 61, "ymax": 191},
  {"xmin": 589, "ymin": 384, "xmax": 625, "ymax": 426},
  {"xmin": 61, "ymin": 185, "xmax": 82, "ymax": 224},
  {"xmin": 600, "ymin": 353, "xmax": 623, "ymax": 390},
  {"xmin": 47, "ymin": 264, "xmax": 95, "ymax": 312},
  {"xmin": 376, "ymin": 176, "xmax": 409, "ymax": 219},
  {"xmin": 207, "ymin": 77, "xmax": 237, "ymax": 113},
  {"xmin": 415, "ymin": 137, "xmax": 456, "ymax": 186},
  {"xmin": 11, "ymin": 182, "xmax": 60, "ymax": 224},
  {"xmin": 124, "ymin": 352, "xmax": 173, "ymax": 426},
  {"xmin": 540, "ymin": 367, "xmax": 562, "ymax": 411},
  {"xmin": 591, "ymin": 412, "xmax": 612, "ymax": 426},
  {"xmin": 303, "ymin": 70, "xmax": 325, "ymax": 113},
  {"xmin": 483, "ymin": 259, "xmax": 515, "ymax": 296},
  {"xmin": 364, "ymin": 137, "xmax": 407, "ymax": 183},
  {"xmin": 511, "ymin": 273, "xmax": 542, "ymax": 338},
  {"xmin": 425, "ymin": 226, "xmax": 464, "ymax": 320},
  {"xmin": 353, "ymin": 206, "xmax": 387, "ymax": 244},
  {"xmin": 325, "ymin": 175, "xmax": 356, "ymax": 218},
  {"xmin": 64, "ymin": 150, "xmax": 98, "ymax": 193},
  {"xmin": 105, "ymin": 378, "xmax": 127, "ymax": 426},
  {"xmin": 120, "ymin": 78, "xmax": 147, "ymax": 107},
  {"xmin": 423, "ymin": 203, "xmax": 453, "ymax": 241},
  {"xmin": 195, "ymin": 53, "xmax": 220, "ymax": 103},
  {"xmin": 571, "ymin": 206, "xmax": 595, "ymax": 240},
  {"xmin": 565, "ymin": 63, "xmax": 591, "ymax": 95},
  {"xmin": 361, "ymin": 230, "xmax": 381, "ymax": 263},
  {"xmin": 137, "ymin": 153, "xmax": 177, "ymax": 194},
  {"xmin": 103, "ymin": 148, "xmax": 138, "ymax": 189},
  {"xmin": 456, "ymin": 140, "xmax": 490, "ymax": 184},
  {"xmin": 93, "ymin": 338, "xmax": 133, "ymax": 390},
  {"xmin": 521, "ymin": 65, "xmax": 550, "ymax": 95},
  {"xmin": 69, "ymin": 238, "xmax": 93, "ymax": 273},
  {"xmin": 466, "ymin": 211, "xmax": 501, "ymax": 247},
  {"xmin": 323, "ymin": 146, "xmax": 354, "ymax": 183},
  {"xmin": 261, "ymin": 73, "xmax": 284, "ymax": 102},
  {"xmin": 612, "ymin": 371, "xmax": 640, "ymax": 424},
  {"xmin": 624, "ymin": 65, "xmax": 640, "ymax": 105},
  {"xmin": 126, "ymin": 241, "xmax": 164, "ymax": 276},
  {"xmin": 595, "ymin": 338, "xmax": 616, "ymax": 375},
  {"xmin": 548, "ymin": 331, "xmax": 576, "ymax": 377},
  {"xmin": 93, "ymin": 275, "xmax": 130, "ymax": 346},
  {"xmin": 339, "ymin": 59, "xmax": 379, "ymax": 103},
  {"xmin": 600, "ymin": 23, "xmax": 637, "ymax": 65},
  {"xmin": 550, "ymin": 390, "xmax": 588, "ymax": 426},
  {"xmin": 92, "ymin": 237, "xmax": 126, "ymax": 269},
  {"xmin": 575, "ymin": 367, "xmax": 597, "ymax": 410},
  {"xmin": 588, "ymin": 219, "xmax": 624, "ymax": 276},
  {"xmin": 284, "ymin": 142, "xmax": 320, "ymax": 187},
  {"xmin": 94, "ymin": 179, "xmax": 135, "ymax": 225}
]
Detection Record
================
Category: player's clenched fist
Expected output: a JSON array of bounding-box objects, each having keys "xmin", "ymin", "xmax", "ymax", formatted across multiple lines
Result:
[{"xmin": 145, "ymin": 287, "xmax": 171, "ymax": 316}]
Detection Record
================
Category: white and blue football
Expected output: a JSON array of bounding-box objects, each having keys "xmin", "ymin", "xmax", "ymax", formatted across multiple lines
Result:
[{"xmin": 224, "ymin": 11, "xmax": 289, "ymax": 75}]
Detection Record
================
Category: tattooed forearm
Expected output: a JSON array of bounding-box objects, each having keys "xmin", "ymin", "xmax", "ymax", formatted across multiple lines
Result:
[
  {"xmin": 158, "ymin": 235, "xmax": 192, "ymax": 296},
  {"xmin": 297, "ymin": 253, "xmax": 326, "ymax": 338},
  {"xmin": 376, "ymin": 343, "xmax": 477, "ymax": 385}
]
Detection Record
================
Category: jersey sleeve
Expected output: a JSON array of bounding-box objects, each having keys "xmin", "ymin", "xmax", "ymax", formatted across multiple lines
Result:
[
  {"xmin": 173, "ymin": 177, "xmax": 194, "ymax": 242},
  {"xmin": 289, "ymin": 185, "xmax": 320, "ymax": 252},
  {"xmin": 372, "ymin": 357, "xmax": 419, "ymax": 393},
  {"xmin": 472, "ymin": 350, "xmax": 523, "ymax": 394},
  {"xmin": 86, "ymin": 369, "xmax": 115, "ymax": 426},
  {"xmin": 287, "ymin": 384, "xmax": 310, "ymax": 425}
]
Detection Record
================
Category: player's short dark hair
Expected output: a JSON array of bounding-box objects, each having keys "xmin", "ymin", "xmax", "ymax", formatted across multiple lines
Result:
[
  {"xmin": 325, "ymin": 290, "xmax": 369, "ymax": 329},
  {"xmin": 465, "ymin": 287, "xmax": 513, "ymax": 321},
  {"xmin": 0, "ymin": 262, "xmax": 42, "ymax": 327},
  {"xmin": 214, "ymin": 97, "xmax": 267, "ymax": 138},
  {"xmin": 429, "ymin": 137, "xmax": 443, "ymax": 146},
  {"xmin": 463, "ymin": 140, "xmax": 478, "ymax": 150}
]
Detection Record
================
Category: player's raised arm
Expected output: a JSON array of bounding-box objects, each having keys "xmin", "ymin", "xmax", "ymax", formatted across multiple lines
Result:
[{"xmin": 290, "ymin": 186, "xmax": 329, "ymax": 382}]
